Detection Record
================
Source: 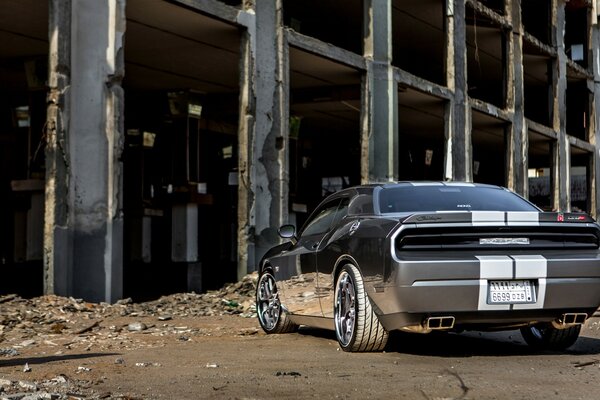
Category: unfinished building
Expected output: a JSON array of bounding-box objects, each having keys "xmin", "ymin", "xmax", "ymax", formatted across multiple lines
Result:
[{"xmin": 1, "ymin": 0, "xmax": 600, "ymax": 301}]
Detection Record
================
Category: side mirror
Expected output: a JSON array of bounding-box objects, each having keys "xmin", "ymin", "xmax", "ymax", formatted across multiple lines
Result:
[
  {"xmin": 278, "ymin": 224, "xmax": 296, "ymax": 239},
  {"xmin": 279, "ymin": 225, "xmax": 298, "ymax": 244}
]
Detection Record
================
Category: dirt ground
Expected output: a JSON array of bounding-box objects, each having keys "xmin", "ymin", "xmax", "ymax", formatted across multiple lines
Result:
[{"xmin": 1, "ymin": 310, "xmax": 600, "ymax": 400}]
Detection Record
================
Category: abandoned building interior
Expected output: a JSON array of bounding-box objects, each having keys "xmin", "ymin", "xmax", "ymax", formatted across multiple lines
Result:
[{"xmin": 1, "ymin": 0, "xmax": 600, "ymax": 302}]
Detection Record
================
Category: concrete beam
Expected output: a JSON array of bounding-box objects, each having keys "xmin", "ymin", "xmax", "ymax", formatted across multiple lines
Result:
[
  {"xmin": 568, "ymin": 135, "xmax": 596, "ymax": 153},
  {"xmin": 393, "ymin": 68, "xmax": 453, "ymax": 100},
  {"xmin": 363, "ymin": 0, "xmax": 398, "ymax": 182},
  {"xmin": 523, "ymin": 33, "xmax": 558, "ymax": 58},
  {"xmin": 167, "ymin": 0, "xmax": 252, "ymax": 26},
  {"xmin": 286, "ymin": 30, "xmax": 366, "ymax": 71},
  {"xmin": 466, "ymin": 0, "xmax": 512, "ymax": 30},
  {"xmin": 566, "ymin": 59, "xmax": 594, "ymax": 80},
  {"xmin": 45, "ymin": 0, "xmax": 125, "ymax": 302},
  {"xmin": 469, "ymin": 98, "xmax": 513, "ymax": 122},
  {"xmin": 526, "ymin": 120, "xmax": 559, "ymax": 140}
]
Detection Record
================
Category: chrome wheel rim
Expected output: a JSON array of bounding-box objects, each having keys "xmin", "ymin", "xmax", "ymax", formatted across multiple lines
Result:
[
  {"xmin": 334, "ymin": 270, "xmax": 356, "ymax": 347},
  {"xmin": 257, "ymin": 272, "xmax": 280, "ymax": 330}
]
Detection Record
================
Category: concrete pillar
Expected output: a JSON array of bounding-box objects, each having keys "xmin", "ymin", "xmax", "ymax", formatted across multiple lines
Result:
[
  {"xmin": 591, "ymin": 17, "xmax": 600, "ymax": 218},
  {"xmin": 506, "ymin": 0, "xmax": 528, "ymax": 196},
  {"xmin": 446, "ymin": 0, "xmax": 472, "ymax": 182},
  {"xmin": 363, "ymin": 0, "xmax": 398, "ymax": 182},
  {"xmin": 552, "ymin": 1, "xmax": 570, "ymax": 211},
  {"xmin": 44, "ymin": 0, "xmax": 125, "ymax": 302},
  {"xmin": 238, "ymin": 0, "xmax": 287, "ymax": 278}
]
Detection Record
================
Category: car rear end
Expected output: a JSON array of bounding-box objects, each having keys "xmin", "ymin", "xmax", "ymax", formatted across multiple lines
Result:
[{"xmin": 370, "ymin": 211, "xmax": 600, "ymax": 333}]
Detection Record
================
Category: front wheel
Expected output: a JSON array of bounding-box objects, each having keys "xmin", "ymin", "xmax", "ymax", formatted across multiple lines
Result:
[
  {"xmin": 520, "ymin": 323, "xmax": 581, "ymax": 350},
  {"xmin": 334, "ymin": 264, "xmax": 388, "ymax": 352},
  {"xmin": 256, "ymin": 270, "xmax": 297, "ymax": 334}
]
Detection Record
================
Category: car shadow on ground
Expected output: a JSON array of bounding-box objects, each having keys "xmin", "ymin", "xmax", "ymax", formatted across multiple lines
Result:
[
  {"xmin": 296, "ymin": 327, "xmax": 600, "ymax": 357},
  {"xmin": 389, "ymin": 331, "xmax": 600, "ymax": 357},
  {"xmin": 0, "ymin": 353, "xmax": 120, "ymax": 368}
]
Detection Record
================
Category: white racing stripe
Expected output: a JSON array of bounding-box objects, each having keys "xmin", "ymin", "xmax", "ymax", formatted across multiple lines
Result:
[
  {"xmin": 507, "ymin": 212, "xmax": 540, "ymax": 226},
  {"xmin": 476, "ymin": 255, "xmax": 547, "ymax": 311},
  {"xmin": 471, "ymin": 211, "xmax": 506, "ymax": 227},
  {"xmin": 512, "ymin": 255, "xmax": 547, "ymax": 310}
]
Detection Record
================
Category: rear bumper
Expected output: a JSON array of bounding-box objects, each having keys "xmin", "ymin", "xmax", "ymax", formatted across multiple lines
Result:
[{"xmin": 367, "ymin": 252, "xmax": 600, "ymax": 331}]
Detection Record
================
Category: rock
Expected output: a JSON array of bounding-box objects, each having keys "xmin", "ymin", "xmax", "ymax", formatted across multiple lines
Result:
[
  {"xmin": 2, "ymin": 393, "xmax": 31, "ymax": 400},
  {"xmin": 0, "ymin": 348, "xmax": 18, "ymax": 357},
  {"xmin": 127, "ymin": 322, "xmax": 147, "ymax": 332},
  {"xmin": 16, "ymin": 340, "xmax": 35, "ymax": 348},
  {"xmin": 17, "ymin": 380, "xmax": 37, "ymax": 391},
  {"xmin": 205, "ymin": 363, "xmax": 219, "ymax": 368},
  {"xmin": 21, "ymin": 393, "xmax": 53, "ymax": 400},
  {"xmin": 22, "ymin": 363, "xmax": 31, "ymax": 373},
  {"xmin": 0, "ymin": 379, "xmax": 12, "ymax": 387}
]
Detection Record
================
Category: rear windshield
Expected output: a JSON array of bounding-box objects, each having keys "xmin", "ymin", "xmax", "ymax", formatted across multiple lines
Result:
[{"xmin": 377, "ymin": 186, "xmax": 539, "ymax": 214}]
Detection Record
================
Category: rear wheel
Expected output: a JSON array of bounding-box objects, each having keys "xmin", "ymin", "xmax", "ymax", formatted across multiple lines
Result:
[
  {"xmin": 334, "ymin": 264, "xmax": 388, "ymax": 352},
  {"xmin": 520, "ymin": 323, "xmax": 581, "ymax": 350},
  {"xmin": 256, "ymin": 270, "xmax": 297, "ymax": 334}
]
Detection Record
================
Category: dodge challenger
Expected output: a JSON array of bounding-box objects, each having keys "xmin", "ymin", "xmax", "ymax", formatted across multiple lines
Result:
[{"xmin": 256, "ymin": 182, "xmax": 600, "ymax": 352}]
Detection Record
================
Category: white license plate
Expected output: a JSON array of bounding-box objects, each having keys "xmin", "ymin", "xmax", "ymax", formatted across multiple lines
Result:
[{"xmin": 488, "ymin": 280, "xmax": 536, "ymax": 304}]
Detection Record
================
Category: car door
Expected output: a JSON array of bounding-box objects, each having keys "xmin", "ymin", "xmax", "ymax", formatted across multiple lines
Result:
[
  {"xmin": 315, "ymin": 197, "xmax": 350, "ymax": 318},
  {"xmin": 271, "ymin": 199, "xmax": 342, "ymax": 316}
]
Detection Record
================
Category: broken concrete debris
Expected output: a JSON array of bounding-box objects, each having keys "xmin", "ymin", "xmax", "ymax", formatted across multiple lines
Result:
[
  {"xmin": 0, "ymin": 272, "xmax": 258, "ymax": 336},
  {"xmin": 0, "ymin": 273, "xmax": 259, "ymax": 399}
]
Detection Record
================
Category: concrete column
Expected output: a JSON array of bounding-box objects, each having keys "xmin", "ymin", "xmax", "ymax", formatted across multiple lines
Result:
[
  {"xmin": 239, "ymin": 0, "xmax": 287, "ymax": 278},
  {"xmin": 506, "ymin": 0, "xmax": 528, "ymax": 196},
  {"xmin": 590, "ymin": 17, "xmax": 600, "ymax": 218},
  {"xmin": 45, "ymin": 0, "xmax": 73, "ymax": 297},
  {"xmin": 446, "ymin": 0, "xmax": 472, "ymax": 182},
  {"xmin": 363, "ymin": 0, "xmax": 398, "ymax": 182},
  {"xmin": 552, "ymin": 1, "xmax": 570, "ymax": 211},
  {"xmin": 44, "ymin": 0, "xmax": 125, "ymax": 302}
]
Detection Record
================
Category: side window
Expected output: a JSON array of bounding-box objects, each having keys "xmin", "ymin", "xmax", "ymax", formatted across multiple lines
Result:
[
  {"xmin": 331, "ymin": 198, "xmax": 350, "ymax": 228},
  {"xmin": 301, "ymin": 200, "xmax": 341, "ymax": 236}
]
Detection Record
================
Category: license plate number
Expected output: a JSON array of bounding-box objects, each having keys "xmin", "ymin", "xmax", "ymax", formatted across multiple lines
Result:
[{"xmin": 488, "ymin": 280, "xmax": 536, "ymax": 304}]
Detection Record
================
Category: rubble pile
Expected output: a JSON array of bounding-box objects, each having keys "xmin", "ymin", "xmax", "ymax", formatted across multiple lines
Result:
[
  {"xmin": 0, "ymin": 272, "xmax": 258, "ymax": 337},
  {"xmin": 0, "ymin": 375, "xmax": 116, "ymax": 400},
  {"xmin": 0, "ymin": 273, "xmax": 260, "ymax": 399}
]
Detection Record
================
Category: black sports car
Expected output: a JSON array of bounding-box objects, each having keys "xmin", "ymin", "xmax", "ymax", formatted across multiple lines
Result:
[{"xmin": 256, "ymin": 182, "xmax": 600, "ymax": 352}]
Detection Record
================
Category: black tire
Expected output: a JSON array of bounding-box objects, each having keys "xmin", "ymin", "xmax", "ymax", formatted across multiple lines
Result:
[
  {"xmin": 256, "ymin": 270, "xmax": 298, "ymax": 334},
  {"xmin": 520, "ymin": 323, "xmax": 581, "ymax": 350},
  {"xmin": 334, "ymin": 264, "xmax": 389, "ymax": 352}
]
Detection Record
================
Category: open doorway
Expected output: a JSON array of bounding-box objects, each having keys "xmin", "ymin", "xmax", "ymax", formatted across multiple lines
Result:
[
  {"xmin": 472, "ymin": 110, "xmax": 507, "ymax": 186},
  {"xmin": 0, "ymin": 0, "xmax": 48, "ymax": 297},
  {"xmin": 397, "ymin": 88, "xmax": 446, "ymax": 180},
  {"xmin": 288, "ymin": 47, "xmax": 362, "ymax": 228},
  {"xmin": 123, "ymin": 0, "xmax": 242, "ymax": 299}
]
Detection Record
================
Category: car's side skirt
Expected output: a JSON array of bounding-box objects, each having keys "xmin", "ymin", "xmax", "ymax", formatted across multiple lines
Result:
[{"xmin": 288, "ymin": 314, "xmax": 334, "ymax": 331}]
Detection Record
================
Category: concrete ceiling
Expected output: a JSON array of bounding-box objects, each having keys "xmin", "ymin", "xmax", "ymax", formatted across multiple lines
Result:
[{"xmin": 125, "ymin": 0, "xmax": 241, "ymax": 93}]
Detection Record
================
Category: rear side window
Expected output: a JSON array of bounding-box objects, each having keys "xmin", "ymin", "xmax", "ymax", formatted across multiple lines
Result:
[{"xmin": 377, "ymin": 186, "xmax": 539, "ymax": 213}]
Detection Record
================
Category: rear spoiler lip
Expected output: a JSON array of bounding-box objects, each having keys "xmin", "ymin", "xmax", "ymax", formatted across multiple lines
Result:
[{"xmin": 401, "ymin": 211, "xmax": 596, "ymax": 225}]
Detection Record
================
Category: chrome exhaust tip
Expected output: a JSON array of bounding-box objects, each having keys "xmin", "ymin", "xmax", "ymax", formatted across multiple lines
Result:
[
  {"xmin": 552, "ymin": 313, "xmax": 588, "ymax": 329},
  {"xmin": 425, "ymin": 316, "xmax": 455, "ymax": 330}
]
